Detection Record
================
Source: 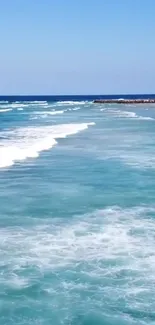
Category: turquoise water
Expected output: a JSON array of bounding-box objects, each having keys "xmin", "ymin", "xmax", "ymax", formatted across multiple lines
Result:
[{"xmin": 0, "ymin": 100, "xmax": 155, "ymax": 324}]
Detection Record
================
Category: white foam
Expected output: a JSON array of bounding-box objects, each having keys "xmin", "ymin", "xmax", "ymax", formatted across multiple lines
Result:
[
  {"xmin": 34, "ymin": 110, "xmax": 65, "ymax": 116},
  {"xmin": 2, "ymin": 103, "xmax": 29, "ymax": 109},
  {"xmin": 12, "ymin": 101, "xmax": 48, "ymax": 108},
  {"xmin": 0, "ymin": 122, "xmax": 95, "ymax": 168},
  {"xmin": 91, "ymin": 125, "xmax": 155, "ymax": 169},
  {"xmin": 57, "ymin": 101, "xmax": 87, "ymax": 106},
  {"xmin": 87, "ymin": 122, "xmax": 95, "ymax": 126},
  {"xmin": 15, "ymin": 101, "xmax": 48, "ymax": 105},
  {"xmin": 100, "ymin": 108, "xmax": 107, "ymax": 112},
  {"xmin": 139, "ymin": 116, "xmax": 154, "ymax": 120},
  {"xmin": 0, "ymin": 108, "xmax": 12, "ymax": 113},
  {"xmin": 31, "ymin": 101, "xmax": 47, "ymax": 104},
  {"xmin": 48, "ymin": 110, "xmax": 65, "ymax": 115},
  {"xmin": 0, "ymin": 101, "xmax": 9, "ymax": 104},
  {"xmin": 72, "ymin": 107, "xmax": 81, "ymax": 111},
  {"xmin": 0, "ymin": 138, "xmax": 57, "ymax": 168},
  {"xmin": 122, "ymin": 111, "xmax": 154, "ymax": 120},
  {"xmin": 1, "ymin": 205, "xmax": 155, "ymax": 306},
  {"xmin": 101, "ymin": 109, "xmax": 154, "ymax": 121},
  {"xmin": 11, "ymin": 104, "xmax": 23, "ymax": 108},
  {"xmin": 2, "ymin": 275, "xmax": 29, "ymax": 289},
  {"xmin": 113, "ymin": 110, "xmax": 137, "ymax": 118},
  {"xmin": 68, "ymin": 107, "xmax": 81, "ymax": 111}
]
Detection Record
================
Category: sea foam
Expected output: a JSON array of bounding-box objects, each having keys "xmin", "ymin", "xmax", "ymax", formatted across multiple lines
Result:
[
  {"xmin": 1, "ymin": 205, "xmax": 155, "ymax": 322},
  {"xmin": 0, "ymin": 108, "xmax": 12, "ymax": 113},
  {"xmin": 100, "ymin": 108, "xmax": 154, "ymax": 120},
  {"xmin": 34, "ymin": 110, "xmax": 65, "ymax": 117},
  {"xmin": 0, "ymin": 123, "xmax": 95, "ymax": 168},
  {"xmin": 57, "ymin": 101, "xmax": 87, "ymax": 105}
]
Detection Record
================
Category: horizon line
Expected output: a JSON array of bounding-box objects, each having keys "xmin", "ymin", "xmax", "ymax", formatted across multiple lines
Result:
[{"xmin": 0, "ymin": 93, "xmax": 155, "ymax": 97}]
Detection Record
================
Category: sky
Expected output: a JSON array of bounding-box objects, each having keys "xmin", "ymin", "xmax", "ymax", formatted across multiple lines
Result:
[{"xmin": 0, "ymin": 0, "xmax": 155, "ymax": 95}]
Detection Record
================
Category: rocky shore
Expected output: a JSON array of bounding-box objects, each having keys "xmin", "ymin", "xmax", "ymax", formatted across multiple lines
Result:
[{"xmin": 93, "ymin": 99, "xmax": 155, "ymax": 104}]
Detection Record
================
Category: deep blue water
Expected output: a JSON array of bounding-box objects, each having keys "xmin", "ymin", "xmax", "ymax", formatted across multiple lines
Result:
[
  {"xmin": 0, "ymin": 96, "xmax": 155, "ymax": 325},
  {"xmin": 0, "ymin": 94, "xmax": 155, "ymax": 102}
]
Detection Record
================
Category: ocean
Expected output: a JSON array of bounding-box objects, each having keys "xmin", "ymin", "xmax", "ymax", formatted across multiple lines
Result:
[{"xmin": 0, "ymin": 95, "xmax": 155, "ymax": 325}]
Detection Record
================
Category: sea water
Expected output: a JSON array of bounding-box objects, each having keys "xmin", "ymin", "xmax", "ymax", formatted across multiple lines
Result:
[{"xmin": 0, "ymin": 97, "xmax": 155, "ymax": 324}]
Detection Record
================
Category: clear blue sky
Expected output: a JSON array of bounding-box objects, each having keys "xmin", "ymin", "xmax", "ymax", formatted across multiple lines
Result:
[{"xmin": 0, "ymin": 0, "xmax": 155, "ymax": 95}]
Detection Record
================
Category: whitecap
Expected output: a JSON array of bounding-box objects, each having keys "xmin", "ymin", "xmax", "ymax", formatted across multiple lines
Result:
[
  {"xmin": 139, "ymin": 116, "xmax": 154, "ymax": 120},
  {"xmin": 36, "ymin": 110, "xmax": 65, "ymax": 116},
  {"xmin": 0, "ymin": 108, "xmax": 12, "ymax": 113},
  {"xmin": 72, "ymin": 107, "xmax": 81, "ymax": 111},
  {"xmin": 1, "ymin": 206, "xmax": 155, "ymax": 287},
  {"xmin": 9, "ymin": 104, "xmax": 28, "ymax": 108},
  {"xmin": 0, "ymin": 205, "xmax": 154, "ymax": 322},
  {"xmin": 114, "ymin": 110, "xmax": 137, "ymax": 118},
  {"xmin": 31, "ymin": 110, "xmax": 66, "ymax": 119},
  {"xmin": 0, "ymin": 139, "xmax": 57, "ymax": 168},
  {"xmin": 0, "ymin": 122, "xmax": 95, "ymax": 168},
  {"xmin": 57, "ymin": 101, "xmax": 87, "ymax": 105},
  {"xmin": 13, "ymin": 101, "xmax": 48, "ymax": 107},
  {"xmin": 102, "ymin": 109, "xmax": 154, "ymax": 121},
  {"xmin": 100, "ymin": 108, "xmax": 107, "ymax": 112},
  {"xmin": 22, "ymin": 101, "xmax": 48, "ymax": 104},
  {"xmin": 120, "ymin": 111, "xmax": 154, "ymax": 120}
]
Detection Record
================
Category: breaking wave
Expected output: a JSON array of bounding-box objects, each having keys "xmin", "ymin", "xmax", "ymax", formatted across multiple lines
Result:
[
  {"xmin": 100, "ymin": 108, "xmax": 154, "ymax": 120},
  {"xmin": 0, "ymin": 108, "xmax": 12, "ymax": 113},
  {"xmin": 0, "ymin": 122, "xmax": 95, "ymax": 168},
  {"xmin": 0, "ymin": 206, "xmax": 155, "ymax": 324}
]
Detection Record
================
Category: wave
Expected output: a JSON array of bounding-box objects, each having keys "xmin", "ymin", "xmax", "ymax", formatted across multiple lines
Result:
[
  {"xmin": 0, "ymin": 101, "xmax": 9, "ymax": 104},
  {"xmin": 1, "ymin": 102, "xmax": 48, "ymax": 110},
  {"xmin": 29, "ymin": 101, "xmax": 47, "ymax": 104},
  {"xmin": 23, "ymin": 101, "xmax": 48, "ymax": 107},
  {"xmin": 139, "ymin": 116, "xmax": 154, "ymax": 120},
  {"xmin": 47, "ymin": 110, "xmax": 65, "ymax": 115},
  {"xmin": 95, "ymin": 125, "xmax": 155, "ymax": 169},
  {"xmin": 0, "ymin": 122, "xmax": 95, "ymax": 168},
  {"xmin": 100, "ymin": 109, "xmax": 154, "ymax": 120},
  {"xmin": 118, "ymin": 111, "xmax": 154, "ymax": 120},
  {"xmin": 57, "ymin": 101, "xmax": 87, "ymax": 105},
  {"xmin": 6, "ymin": 104, "xmax": 29, "ymax": 109},
  {"xmin": 31, "ymin": 110, "xmax": 65, "ymax": 119},
  {"xmin": 0, "ymin": 108, "xmax": 12, "ymax": 113},
  {"xmin": 72, "ymin": 107, "xmax": 81, "ymax": 111},
  {"xmin": 35, "ymin": 110, "xmax": 65, "ymax": 116},
  {"xmin": 0, "ymin": 205, "xmax": 155, "ymax": 323},
  {"xmin": 119, "ymin": 111, "xmax": 154, "ymax": 120},
  {"xmin": 15, "ymin": 101, "xmax": 48, "ymax": 104},
  {"xmin": 0, "ymin": 138, "xmax": 57, "ymax": 168},
  {"xmin": 117, "ymin": 110, "xmax": 137, "ymax": 118},
  {"xmin": 10, "ymin": 101, "xmax": 49, "ymax": 108}
]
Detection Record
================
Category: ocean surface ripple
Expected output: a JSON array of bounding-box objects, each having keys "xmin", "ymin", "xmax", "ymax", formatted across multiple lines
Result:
[{"xmin": 0, "ymin": 97, "xmax": 155, "ymax": 324}]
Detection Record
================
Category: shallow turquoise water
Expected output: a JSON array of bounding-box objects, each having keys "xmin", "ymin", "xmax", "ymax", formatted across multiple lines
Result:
[{"xmin": 0, "ymin": 100, "xmax": 155, "ymax": 324}]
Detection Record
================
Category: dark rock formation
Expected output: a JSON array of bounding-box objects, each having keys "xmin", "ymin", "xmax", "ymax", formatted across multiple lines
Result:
[{"xmin": 93, "ymin": 99, "xmax": 155, "ymax": 104}]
